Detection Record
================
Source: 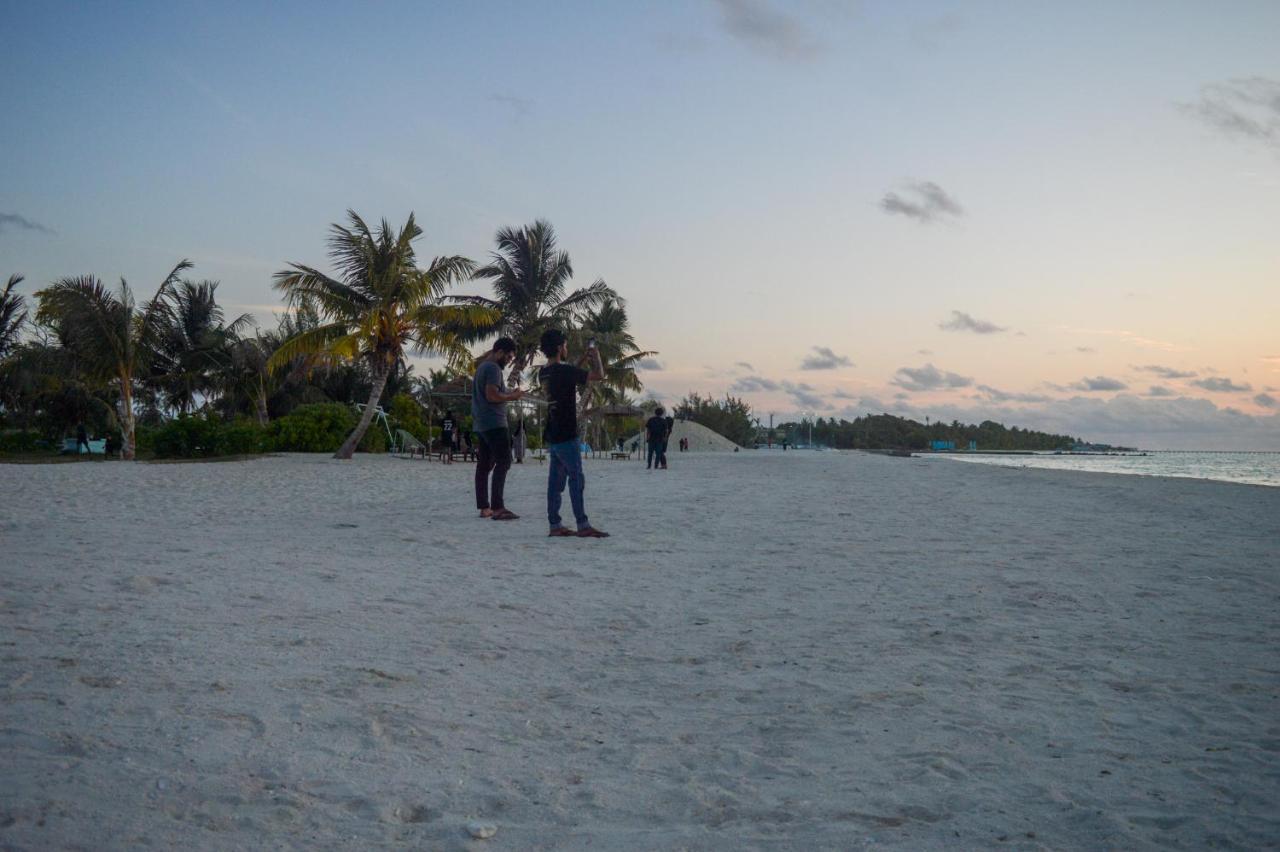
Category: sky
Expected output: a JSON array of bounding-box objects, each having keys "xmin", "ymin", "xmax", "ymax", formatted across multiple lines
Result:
[{"xmin": 2, "ymin": 0, "xmax": 1278, "ymax": 449}]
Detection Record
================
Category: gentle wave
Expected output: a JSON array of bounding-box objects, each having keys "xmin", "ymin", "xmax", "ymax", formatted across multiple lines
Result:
[{"xmin": 930, "ymin": 451, "xmax": 1280, "ymax": 488}]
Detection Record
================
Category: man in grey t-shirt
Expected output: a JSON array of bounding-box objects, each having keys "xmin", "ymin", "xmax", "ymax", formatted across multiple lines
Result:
[{"xmin": 471, "ymin": 337, "xmax": 525, "ymax": 519}]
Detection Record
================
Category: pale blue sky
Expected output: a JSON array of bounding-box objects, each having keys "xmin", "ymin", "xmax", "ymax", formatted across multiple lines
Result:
[{"xmin": 4, "ymin": 1, "xmax": 1279, "ymax": 447}]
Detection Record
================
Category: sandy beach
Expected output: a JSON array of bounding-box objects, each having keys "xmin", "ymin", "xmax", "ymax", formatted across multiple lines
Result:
[{"xmin": 2, "ymin": 451, "xmax": 1278, "ymax": 849}]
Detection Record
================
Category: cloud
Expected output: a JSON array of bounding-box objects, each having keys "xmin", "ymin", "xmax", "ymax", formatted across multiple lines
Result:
[
  {"xmin": 831, "ymin": 388, "xmax": 856, "ymax": 400},
  {"xmin": 730, "ymin": 375, "xmax": 781, "ymax": 393},
  {"xmin": 1255, "ymin": 393, "xmax": 1277, "ymax": 409},
  {"xmin": 734, "ymin": 361, "xmax": 754, "ymax": 372},
  {"xmin": 1180, "ymin": 77, "xmax": 1280, "ymax": 150},
  {"xmin": 799, "ymin": 345, "xmax": 853, "ymax": 370},
  {"xmin": 938, "ymin": 310, "xmax": 1005, "ymax": 334},
  {"xmin": 1071, "ymin": 376, "xmax": 1128, "ymax": 392},
  {"xmin": 1146, "ymin": 385, "xmax": 1177, "ymax": 398},
  {"xmin": 729, "ymin": 373, "xmax": 827, "ymax": 410},
  {"xmin": 1076, "ymin": 347, "xmax": 1095, "ymax": 353},
  {"xmin": 976, "ymin": 385, "xmax": 1052, "ymax": 404},
  {"xmin": 1192, "ymin": 377, "xmax": 1252, "ymax": 393},
  {"xmin": 0, "ymin": 213, "xmax": 55, "ymax": 236},
  {"xmin": 711, "ymin": 0, "xmax": 822, "ymax": 61},
  {"xmin": 1067, "ymin": 327, "xmax": 1190, "ymax": 353},
  {"xmin": 880, "ymin": 181, "xmax": 964, "ymax": 224},
  {"xmin": 637, "ymin": 358, "xmax": 664, "ymax": 371},
  {"xmin": 1135, "ymin": 364, "xmax": 1198, "ymax": 379},
  {"xmin": 892, "ymin": 363, "xmax": 973, "ymax": 392},
  {"xmin": 917, "ymin": 349, "xmax": 933, "ymax": 356},
  {"xmin": 490, "ymin": 93, "xmax": 533, "ymax": 116}
]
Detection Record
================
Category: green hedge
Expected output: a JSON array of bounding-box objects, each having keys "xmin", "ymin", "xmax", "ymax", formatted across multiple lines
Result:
[
  {"xmin": 151, "ymin": 416, "xmax": 268, "ymax": 458},
  {"xmin": 0, "ymin": 429, "xmax": 45, "ymax": 454},
  {"xmin": 266, "ymin": 403, "xmax": 386, "ymax": 453}
]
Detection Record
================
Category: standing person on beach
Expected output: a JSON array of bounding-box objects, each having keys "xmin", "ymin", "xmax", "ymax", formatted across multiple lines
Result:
[
  {"xmin": 662, "ymin": 413, "xmax": 674, "ymax": 468},
  {"xmin": 645, "ymin": 407, "xmax": 667, "ymax": 470},
  {"xmin": 472, "ymin": 338, "xmax": 525, "ymax": 520},
  {"xmin": 440, "ymin": 409, "xmax": 457, "ymax": 463},
  {"xmin": 538, "ymin": 329, "xmax": 609, "ymax": 538}
]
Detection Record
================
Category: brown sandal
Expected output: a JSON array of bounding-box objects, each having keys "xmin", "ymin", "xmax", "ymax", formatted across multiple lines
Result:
[
  {"xmin": 548, "ymin": 527, "xmax": 576, "ymax": 537},
  {"xmin": 576, "ymin": 526, "xmax": 610, "ymax": 538},
  {"xmin": 491, "ymin": 509, "xmax": 519, "ymax": 521}
]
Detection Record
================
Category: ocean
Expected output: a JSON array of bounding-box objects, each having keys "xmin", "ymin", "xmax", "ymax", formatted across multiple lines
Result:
[{"xmin": 930, "ymin": 451, "xmax": 1280, "ymax": 488}]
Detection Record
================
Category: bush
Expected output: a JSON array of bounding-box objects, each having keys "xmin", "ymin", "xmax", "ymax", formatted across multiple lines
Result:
[
  {"xmin": 266, "ymin": 402, "xmax": 387, "ymax": 453},
  {"xmin": 151, "ymin": 416, "xmax": 269, "ymax": 458},
  {"xmin": 0, "ymin": 429, "xmax": 45, "ymax": 454}
]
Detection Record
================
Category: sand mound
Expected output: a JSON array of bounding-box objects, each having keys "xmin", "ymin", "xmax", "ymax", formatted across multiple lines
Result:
[{"xmin": 628, "ymin": 418, "xmax": 743, "ymax": 452}]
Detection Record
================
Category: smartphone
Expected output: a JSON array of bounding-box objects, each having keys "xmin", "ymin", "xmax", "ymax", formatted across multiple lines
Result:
[{"xmin": 587, "ymin": 338, "xmax": 597, "ymax": 349}]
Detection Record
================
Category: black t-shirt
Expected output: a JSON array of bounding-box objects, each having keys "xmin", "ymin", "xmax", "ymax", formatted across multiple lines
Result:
[
  {"xmin": 645, "ymin": 415, "xmax": 667, "ymax": 441},
  {"xmin": 441, "ymin": 416, "xmax": 456, "ymax": 435},
  {"xmin": 540, "ymin": 363, "xmax": 588, "ymax": 444}
]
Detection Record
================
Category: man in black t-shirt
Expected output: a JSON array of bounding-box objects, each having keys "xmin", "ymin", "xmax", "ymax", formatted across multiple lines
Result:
[
  {"xmin": 538, "ymin": 329, "xmax": 609, "ymax": 538},
  {"xmin": 645, "ymin": 406, "xmax": 668, "ymax": 470},
  {"xmin": 440, "ymin": 409, "xmax": 456, "ymax": 463}
]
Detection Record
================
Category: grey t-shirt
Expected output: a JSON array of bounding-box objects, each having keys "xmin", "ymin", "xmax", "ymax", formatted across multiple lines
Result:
[{"xmin": 471, "ymin": 360, "xmax": 508, "ymax": 432}]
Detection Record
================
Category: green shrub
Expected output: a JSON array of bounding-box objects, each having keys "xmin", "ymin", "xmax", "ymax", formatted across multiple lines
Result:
[
  {"xmin": 266, "ymin": 402, "xmax": 387, "ymax": 454},
  {"xmin": 0, "ymin": 429, "xmax": 44, "ymax": 453},
  {"xmin": 151, "ymin": 416, "xmax": 268, "ymax": 458}
]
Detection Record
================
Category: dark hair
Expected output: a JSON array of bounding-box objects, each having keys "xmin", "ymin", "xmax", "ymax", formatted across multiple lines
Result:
[
  {"xmin": 493, "ymin": 336, "xmax": 517, "ymax": 354},
  {"xmin": 654, "ymin": 406, "xmax": 665, "ymax": 416},
  {"xmin": 539, "ymin": 329, "xmax": 566, "ymax": 358}
]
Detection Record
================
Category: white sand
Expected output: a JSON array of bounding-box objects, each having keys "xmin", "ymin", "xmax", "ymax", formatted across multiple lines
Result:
[{"xmin": 2, "ymin": 452, "xmax": 1278, "ymax": 848}]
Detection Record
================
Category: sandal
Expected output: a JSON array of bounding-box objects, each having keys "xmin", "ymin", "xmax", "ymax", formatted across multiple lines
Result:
[
  {"xmin": 548, "ymin": 527, "xmax": 576, "ymax": 537},
  {"xmin": 491, "ymin": 509, "xmax": 520, "ymax": 521},
  {"xmin": 479, "ymin": 508, "xmax": 493, "ymax": 518},
  {"xmin": 576, "ymin": 526, "xmax": 610, "ymax": 538}
]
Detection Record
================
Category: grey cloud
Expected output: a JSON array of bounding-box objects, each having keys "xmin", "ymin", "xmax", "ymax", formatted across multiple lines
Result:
[
  {"xmin": 1076, "ymin": 347, "xmax": 1095, "ymax": 353},
  {"xmin": 880, "ymin": 181, "xmax": 964, "ymax": 224},
  {"xmin": 977, "ymin": 385, "xmax": 1052, "ymax": 404},
  {"xmin": 1147, "ymin": 386, "xmax": 1176, "ymax": 398},
  {"xmin": 1192, "ymin": 377, "xmax": 1252, "ymax": 393},
  {"xmin": 939, "ymin": 310, "xmax": 1005, "ymax": 335},
  {"xmin": 729, "ymin": 374, "xmax": 827, "ymax": 410},
  {"xmin": 831, "ymin": 388, "xmax": 856, "ymax": 400},
  {"xmin": 892, "ymin": 363, "xmax": 973, "ymax": 392},
  {"xmin": 637, "ymin": 358, "xmax": 664, "ymax": 371},
  {"xmin": 1071, "ymin": 376, "xmax": 1128, "ymax": 392},
  {"xmin": 734, "ymin": 361, "xmax": 754, "ymax": 371},
  {"xmin": 799, "ymin": 345, "xmax": 853, "ymax": 370},
  {"xmin": 730, "ymin": 375, "xmax": 781, "ymax": 393},
  {"xmin": 0, "ymin": 213, "xmax": 55, "ymax": 235},
  {"xmin": 1180, "ymin": 77, "xmax": 1280, "ymax": 149},
  {"xmin": 1255, "ymin": 393, "xmax": 1276, "ymax": 408},
  {"xmin": 783, "ymin": 381, "xmax": 825, "ymax": 410},
  {"xmin": 1136, "ymin": 364, "xmax": 1197, "ymax": 379},
  {"xmin": 711, "ymin": 0, "xmax": 822, "ymax": 61},
  {"xmin": 917, "ymin": 349, "xmax": 933, "ymax": 356}
]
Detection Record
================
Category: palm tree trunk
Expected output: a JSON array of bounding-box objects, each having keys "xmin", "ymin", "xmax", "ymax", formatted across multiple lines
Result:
[
  {"xmin": 119, "ymin": 374, "xmax": 136, "ymax": 461},
  {"xmin": 334, "ymin": 363, "xmax": 390, "ymax": 459},
  {"xmin": 254, "ymin": 377, "xmax": 270, "ymax": 427}
]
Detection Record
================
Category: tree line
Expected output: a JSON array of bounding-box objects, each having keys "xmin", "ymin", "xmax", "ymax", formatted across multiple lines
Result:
[
  {"xmin": 0, "ymin": 213, "xmax": 652, "ymax": 459},
  {"xmin": 777, "ymin": 414, "xmax": 1078, "ymax": 451}
]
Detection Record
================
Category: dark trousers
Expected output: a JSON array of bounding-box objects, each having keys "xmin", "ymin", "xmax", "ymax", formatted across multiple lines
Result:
[{"xmin": 475, "ymin": 427, "xmax": 512, "ymax": 510}]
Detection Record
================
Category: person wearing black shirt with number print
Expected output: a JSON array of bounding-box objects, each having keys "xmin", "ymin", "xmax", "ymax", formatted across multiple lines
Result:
[{"xmin": 538, "ymin": 329, "xmax": 610, "ymax": 538}]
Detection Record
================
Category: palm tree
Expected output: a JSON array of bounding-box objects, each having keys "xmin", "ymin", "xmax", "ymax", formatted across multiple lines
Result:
[
  {"xmin": 570, "ymin": 298, "xmax": 655, "ymax": 445},
  {"xmin": 35, "ymin": 261, "xmax": 193, "ymax": 459},
  {"xmin": 455, "ymin": 220, "xmax": 616, "ymax": 382},
  {"xmin": 148, "ymin": 279, "xmax": 252, "ymax": 414},
  {"xmin": 1, "ymin": 274, "xmax": 28, "ymax": 359},
  {"xmin": 270, "ymin": 210, "xmax": 493, "ymax": 459}
]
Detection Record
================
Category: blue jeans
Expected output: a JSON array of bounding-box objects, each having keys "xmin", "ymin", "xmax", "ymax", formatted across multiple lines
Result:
[{"xmin": 547, "ymin": 440, "xmax": 588, "ymax": 530}]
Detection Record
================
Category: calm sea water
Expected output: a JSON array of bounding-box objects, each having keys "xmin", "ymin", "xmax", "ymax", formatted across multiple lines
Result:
[{"xmin": 931, "ymin": 451, "xmax": 1280, "ymax": 488}]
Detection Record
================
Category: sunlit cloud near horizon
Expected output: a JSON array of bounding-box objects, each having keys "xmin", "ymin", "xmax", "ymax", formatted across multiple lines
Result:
[{"xmin": 2, "ymin": 1, "xmax": 1278, "ymax": 449}]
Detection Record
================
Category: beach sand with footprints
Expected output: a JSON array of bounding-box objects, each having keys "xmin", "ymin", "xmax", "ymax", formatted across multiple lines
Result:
[{"xmin": 2, "ymin": 452, "xmax": 1278, "ymax": 848}]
